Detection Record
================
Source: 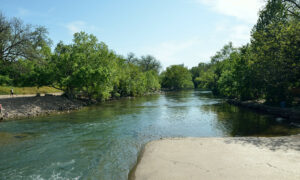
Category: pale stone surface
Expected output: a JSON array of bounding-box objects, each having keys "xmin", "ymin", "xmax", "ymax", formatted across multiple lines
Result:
[{"xmin": 131, "ymin": 136, "xmax": 300, "ymax": 180}]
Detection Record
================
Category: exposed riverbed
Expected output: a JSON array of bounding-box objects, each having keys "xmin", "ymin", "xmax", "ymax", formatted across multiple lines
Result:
[
  {"xmin": 0, "ymin": 91, "xmax": 299, "ymax": 180},
  {"xmin": 0, "ymin": 94, "xmax": 84, "ymax": 120}
]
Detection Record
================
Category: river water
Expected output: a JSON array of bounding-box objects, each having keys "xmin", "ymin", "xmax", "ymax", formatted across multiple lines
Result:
[{"xmin": 0, "ymin": 91, "xmax": 299, "ymax": 180}]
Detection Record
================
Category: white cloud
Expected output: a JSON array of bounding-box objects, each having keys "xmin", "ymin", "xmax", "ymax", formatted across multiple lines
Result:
[
  {"xmin": 197, "ymin": 0, "xmax": 265, "ymax": 23},
  {"xmin": 230, "ymin": 25, "xmax": 251, "ymax": 44},
  {"xmin": 137, "ymin": 0, "xmax": 263, "ymax": 69},
  {"xmin": 139, "ymin": 22, "xmax": 252, "ymax": 69},
  {"xmin": 17, "ymin": 8, "xmax": 30, "ymax": 17},
  {"xmin": 65, "ymin": 21, "xmax": 101, "ymax": 35},
  {"xmin": 214, "ymin": 20, "xmax": 251, "ymax": 46},
  {"xmin": 140, "ymin": 37, "xmax": 214, "ymax": 69},
  {"xmin": 65, "ymin": 21, "xmax": 86, "ymax": 34}
]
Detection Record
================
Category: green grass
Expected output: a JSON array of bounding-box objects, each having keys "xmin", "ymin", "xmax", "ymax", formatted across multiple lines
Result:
[{"xmin": 0, "ymin": 86, "xmax": 62, "ymax": 95}]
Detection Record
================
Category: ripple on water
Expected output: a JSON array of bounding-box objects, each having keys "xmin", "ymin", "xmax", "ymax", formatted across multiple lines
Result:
[{"xmin": 0, "ymin": 91, "xmax": 299, "ymax": 180}]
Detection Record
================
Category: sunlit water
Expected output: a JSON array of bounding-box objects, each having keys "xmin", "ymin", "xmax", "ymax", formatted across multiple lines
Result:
[{"xmin": 0, "ymin": 91, "xmax": 299, "ymax": 180}]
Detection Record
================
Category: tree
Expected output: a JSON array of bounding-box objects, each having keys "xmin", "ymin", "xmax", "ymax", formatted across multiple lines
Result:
[
  {"xmin": 50, "ymin": 32, "xmax": 117, "ymax": 100},
  {"xmin": 125, "ymin": 53, "xmax": 161, "ymax": 74},
  {"xmin": 161, "ymin": 65, "xmax": 194, "ymax": 90},
  {"xmin": 283, "ymin": 0, "xmax": 300, "ymax": 18},
  {"xmin": 50, "ymin": 32, "xmax": 162, "ymax": 100},
  {"xmin": 0, "ymin": 12, "xmax": 52, "ymax": 86},
  {"xmin": 191, "ymin": 43, "xmax": 236, "ymax": 94},
  {"xmin": 190, "ymin": 63, "xmax": 211, "ymax": 88},
  {"xmin": 210, "ymin": 42, "xmax": 235, "ymax": 64},
  {"xmin": 138, "ymin": 55, "xmax": 161, "ymax": 73},
  {"xmin": 189, "ymin": 0, "xmax": 299, "ymax": 106},
  {"xmin": 0, "ymin": 12, "xmax": 51, "ymax": 63},
  {"xmin": 253, "ymin": 0, "xmax": 288, "ymax": 32},
  {"xmin": 249, "ymin": 0, "xmax": 300, "ymax": 104},
  {"xmin": 253, "ymin": 0, "xmax": 299, "ymax": 33},
  {"xmin": 216, "ymin": 45, "xmax": 260, "ymax": 100},
  {"xmin": 251, "ymin": 20, "xmax": 300, "ymax": 104},
  {"xmin": 126, "ymin": 52, "xmax": 139, "ymax": 64}
]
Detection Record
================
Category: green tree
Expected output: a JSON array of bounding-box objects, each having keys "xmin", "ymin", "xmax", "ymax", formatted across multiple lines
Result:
[
  {"xmin": 189, "ymin": 0, "xmax": 299, "ymax": 106},
  {"xmin": 190, "ymin": 63, "xmax": 212, "ymax": 88},
  {"xmin": 138, "ymin": 55, "xmax": 161, "ymax": 73},
  {"xmin": 0, "ymin": 12, "xmax": 51, "ymax": 86},
  {"xmin": 249, "ymin": 0, "xmax": 300, "ymax": 104},
  {"xmin": 253, "ymin": 0, "xmax": 288, "ymax": 32},
  {"xmin": 209, "ymin": 42, "xmax": 237, "ymax": 95},
  {"xmin": 0, "ymin": 13, "xmax": 51, "ymax": 63},
  {"xmin": 251, "ymin": 20, "xmax": 300, "ymax": 104},
  {"xmin": 50, "ymin": 32, "xmax": 117, "ymax": 100},
  {"xmin": 161, "ymin": 65, "xmax": 194, "ymax": 90}
]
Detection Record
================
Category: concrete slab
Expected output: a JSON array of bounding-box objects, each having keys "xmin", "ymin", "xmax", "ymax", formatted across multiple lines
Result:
[{"xmin": 130, "ymin": 136, "xmax": 300, "ymax": 180}]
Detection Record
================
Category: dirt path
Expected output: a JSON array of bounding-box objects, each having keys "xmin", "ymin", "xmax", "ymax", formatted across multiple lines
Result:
[
  {"xmin": 131, "ymin": 136, "xmax": 300, "ymax": 180},
  {"xmin": 0, "ymin": 92, "xmax": 63, "ymax": 99}
]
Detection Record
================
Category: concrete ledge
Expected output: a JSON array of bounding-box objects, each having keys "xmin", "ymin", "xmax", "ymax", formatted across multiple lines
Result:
[{"xmin": 130, "ymin": 136, "xmax": 300, "ymax": 180}]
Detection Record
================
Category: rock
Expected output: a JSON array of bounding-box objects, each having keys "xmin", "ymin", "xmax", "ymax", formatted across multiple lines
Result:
[{"xmin": 0, "ymin": 95, "xmax": 85, "ymax": 121}]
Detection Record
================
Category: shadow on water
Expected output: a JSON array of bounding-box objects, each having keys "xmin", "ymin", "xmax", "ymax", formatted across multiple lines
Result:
[
  {"xmin": 201, "ymin": 102, "xmax": 300, "ymax": 136},
  {"xmin": 223, "ymin": 135, "xmax": 300, "ymax": 151}
]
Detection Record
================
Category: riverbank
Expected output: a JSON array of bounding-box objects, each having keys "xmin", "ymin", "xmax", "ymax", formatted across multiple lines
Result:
[
  {"xmin": 0, "ymin": 92, "xmax": 163, "ymax": 121},
  {"xmin": 227, "ymin": 99, "xmax": 300, "ymax": 121},
  {"xmin": 0, "ymin": 94, "xmax": 86, "ymax": 121},
  {"xmin": 130, "ymin": 136, "xmax": 300, "ymax": 180}
]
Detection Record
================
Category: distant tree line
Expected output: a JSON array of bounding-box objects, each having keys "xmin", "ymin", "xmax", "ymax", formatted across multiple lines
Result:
[
  {"xmin": 160, "ymin": 65, "xmax": 193, "ymax": 90},
  {"xmin": 189, "ymin": 0, "xmax": 300, "ymax": 105}
]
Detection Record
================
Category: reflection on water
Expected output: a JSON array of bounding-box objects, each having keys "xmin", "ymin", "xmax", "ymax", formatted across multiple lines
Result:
[
  {"xmin": 0, "ymin": 91, "xmax": 299, "ymax": 180},
  {"xmin": 201, "ymin": 103, "xmax": 299, "ymax": 136}
]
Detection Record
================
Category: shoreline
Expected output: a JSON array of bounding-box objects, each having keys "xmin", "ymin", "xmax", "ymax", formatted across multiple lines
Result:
[
  {"xmin": 227, "ymin": 99, "xmax": 300, "ymax": 121},
  {"xmin": 1, "ymin": 92, "xmax": 299, "ymax": 122},
  {"xmin": 130, "ymin": 136, "xmax": 300, "ymax": 180},
  {"xmin": 0, "ymin": 95, "xmax": 87, "ymax": 121},
  {"xmin": 0, "ymin": 92, "xmax": 162, "ymax": 121}
]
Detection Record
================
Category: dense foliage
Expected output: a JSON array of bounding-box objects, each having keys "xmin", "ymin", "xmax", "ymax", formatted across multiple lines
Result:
[
  {"xmin": 0, "ymin": 14, "xmax": 161, "ymax": 101},
  {"xmin": 160, "ymin": 65, "xmax": 194, "ymax": 90},
  {"xmin": 191, "ymin": 0, "xmax": 300, "ymax": 105},
  {"xmin": 0, "ymin": 12, "xmax": 52, "ymax": 86},
  {"xmin": 1, "ymin": 0, "xmax": 299, "ymax": 104}
]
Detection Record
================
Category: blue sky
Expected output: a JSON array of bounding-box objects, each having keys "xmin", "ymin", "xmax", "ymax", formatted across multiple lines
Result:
[{"xmin": 0, "ymin": 0, "xmax": 265, "ymax": 69}]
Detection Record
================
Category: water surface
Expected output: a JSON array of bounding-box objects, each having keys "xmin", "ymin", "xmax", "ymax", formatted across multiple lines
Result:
[{"xmin": 0, "ymin": 91, "xmax": 299, "ymax": 179}]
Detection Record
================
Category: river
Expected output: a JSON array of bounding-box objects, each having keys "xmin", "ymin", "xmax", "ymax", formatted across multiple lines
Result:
[{"xmin": 0, "ymin": 91, "xmax": 299, "ymax": 180}]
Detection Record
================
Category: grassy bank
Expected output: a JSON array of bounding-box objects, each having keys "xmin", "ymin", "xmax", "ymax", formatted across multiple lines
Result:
[{"xmin": 0, "ymin": 86, "xmax": 62, "ymax": 95}]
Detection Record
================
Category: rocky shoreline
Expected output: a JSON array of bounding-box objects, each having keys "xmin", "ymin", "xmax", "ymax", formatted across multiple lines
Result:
[
  {"xmin": 227, "ymin": 99, "xmax": 300, "ymax": 121},
  {"xmin": 0, "ymin": 95, "xmax": 86, "ymax": 121},
  {"xmin": 0, "ymin": 92, "xmax": 163, "ymax": 121}
]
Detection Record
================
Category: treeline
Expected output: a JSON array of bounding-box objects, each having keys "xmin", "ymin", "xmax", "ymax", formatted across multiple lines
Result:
[
  {"xmin": 1, "ymin": 0, "xmax": 299, "ymax": 104},
  {"xmin": 190, "ymin": 0, "xmax": 300, "ymax": 105},
  {"xmin": 0, "ymin": 13, "xmax": 161, "ymax": 101}
]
